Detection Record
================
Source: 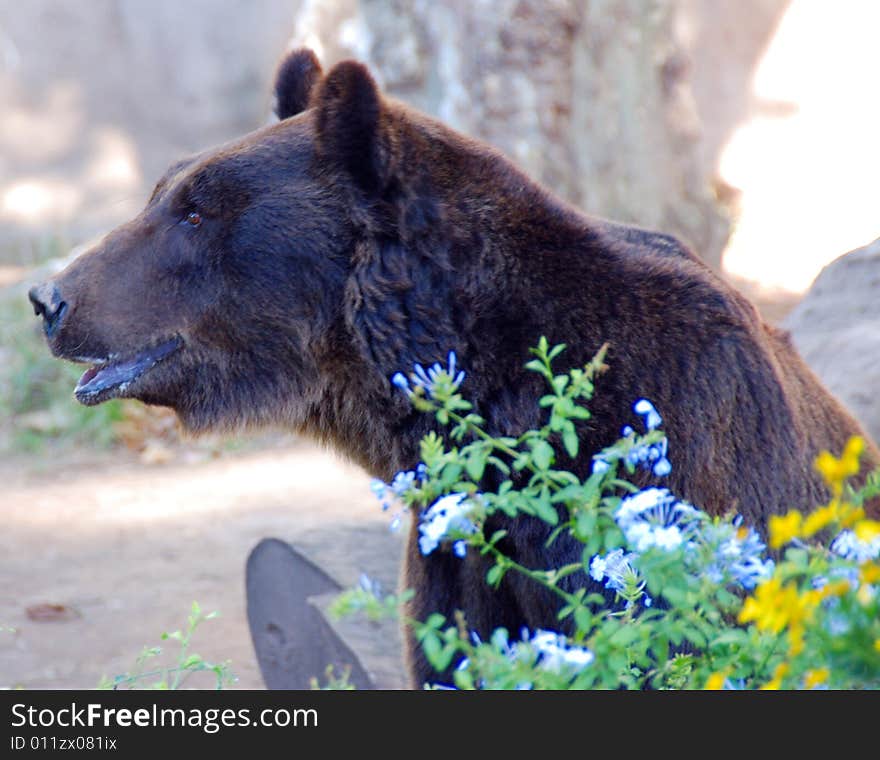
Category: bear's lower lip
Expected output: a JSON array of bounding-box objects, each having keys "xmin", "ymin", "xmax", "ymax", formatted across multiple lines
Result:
[{"xmin": 74, "ymin": 336, "xmax": 183, "ymax": 406}]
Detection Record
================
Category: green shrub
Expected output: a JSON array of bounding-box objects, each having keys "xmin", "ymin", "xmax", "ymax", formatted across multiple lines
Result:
[
  {"xmin": 348, "ymin": 339, "xmax": 880, "ymax": 689},
  {"xmin": 98, "ymin": 602, "xmax": 235, "ymax": 690}
]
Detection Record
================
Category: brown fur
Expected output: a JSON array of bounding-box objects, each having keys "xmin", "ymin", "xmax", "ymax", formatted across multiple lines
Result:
[{"xmin": 29, "ymin": 49, "xmax": 879, "ymax": 687}]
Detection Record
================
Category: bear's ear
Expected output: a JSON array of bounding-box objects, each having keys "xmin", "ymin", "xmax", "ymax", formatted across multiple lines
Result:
[
  {"xmin": 312, "ymin": 60, "xmax": 385, "ymax": 195},
  {"xmin": 273, "ymin": 48, "xmax": 323, "ymax": 120}
]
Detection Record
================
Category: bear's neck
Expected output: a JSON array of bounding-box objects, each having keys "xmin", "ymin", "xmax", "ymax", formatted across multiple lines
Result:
[{"xmin": 303, "ymin": 188, "xmax": 608, "ymax": 481}]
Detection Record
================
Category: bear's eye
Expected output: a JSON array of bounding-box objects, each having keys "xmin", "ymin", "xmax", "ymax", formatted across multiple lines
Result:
[{"xmin": 184, "ymin": 211, "xmax": 203, "ymax": 228}]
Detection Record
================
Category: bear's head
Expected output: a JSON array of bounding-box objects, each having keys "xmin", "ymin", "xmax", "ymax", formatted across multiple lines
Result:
[{"xmin": 28, "ymin": 48, "xmax": 538, "ymax": 451}]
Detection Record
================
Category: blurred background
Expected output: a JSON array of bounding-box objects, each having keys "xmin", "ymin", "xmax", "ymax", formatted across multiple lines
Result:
[{"xmin": 1, "ymin": 0, "xmax": 878, "ymax": 689}]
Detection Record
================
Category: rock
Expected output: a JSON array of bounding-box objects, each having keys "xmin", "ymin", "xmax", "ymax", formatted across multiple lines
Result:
[{"xmin": 783, "ymin": 237, "xmax": 880, "ymax": 446}]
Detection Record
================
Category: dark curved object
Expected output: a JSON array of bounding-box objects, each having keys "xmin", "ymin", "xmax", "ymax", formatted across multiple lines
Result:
[{"xmin": 245, "ymin": 537, "xmax": 375, "ymax": 690}]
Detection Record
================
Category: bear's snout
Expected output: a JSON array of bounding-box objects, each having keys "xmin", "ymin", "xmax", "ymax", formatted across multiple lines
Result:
[{"xmin": 28, "ymin": 282, "xmax": 68, "ymax": 338}]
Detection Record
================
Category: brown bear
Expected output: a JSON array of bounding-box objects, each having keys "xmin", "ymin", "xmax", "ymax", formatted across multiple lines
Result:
[{"xmin": 28, "ymin": 48, "xmax": 880, "ymax": 687}]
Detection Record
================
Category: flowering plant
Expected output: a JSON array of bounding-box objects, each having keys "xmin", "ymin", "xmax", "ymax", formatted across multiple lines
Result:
[{"xmin": 342, "ymin": 340, "xmax": 880, "ymax": 689}]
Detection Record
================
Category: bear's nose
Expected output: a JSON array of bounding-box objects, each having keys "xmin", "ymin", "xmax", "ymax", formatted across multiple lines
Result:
[{"xmin": 28, "ymin": 282, "xmax": 68, "ymax": 337}]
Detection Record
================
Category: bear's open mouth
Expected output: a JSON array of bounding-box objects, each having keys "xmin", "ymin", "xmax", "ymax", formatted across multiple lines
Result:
[{"xmin": 74, "ymin": 336, "xmax": 183, "ymax": 406}]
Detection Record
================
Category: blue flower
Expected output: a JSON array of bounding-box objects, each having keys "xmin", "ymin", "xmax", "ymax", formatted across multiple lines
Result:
[
  {"xmin": 370, "ymin": 466, "xmax": 429, "ymax": 530},
  {"xmin": 525, "ymin": 629, "xmax": 594, "ymax": 676},
  {"xmin": 615, "ymin": 487, "xmax": 700, "ymax": 552},
  {"xmin": 390, "ymin": 470, "xmax": 416, "ymax": 497},
  {"xmin": 418, "ymin": 493, "xmax": 479, "ymax": 555},
  {"xmin": 625, "ymin": 435, "xmax": 672, "ymax": 478},
  {"xmin": 463, "ymin": 627, "xmax": 592, "ymax": 686},
  {"xmin": 696, "ymin": 517, "xmax": 774, "ymax": 590},
  {"xmin": 621, "ymin": 399, "xmax": 672, "ymax": 476},
  {"xmin": 391, "ymin": 372, "xmax": 410, "ymax": 392},
  {"xmin": 358, "ymin": 573, "xmax": 383, "ymax": 598},
  {"xmin": 723, "ymin": 678, "xmax": 748, "ymax": 690},
  {"xmin": 453, "ymin": 540, "xmax": 468, "ymax": 558},
  {"xmin": 591, "ymin": 456, "xmax": 610, "ymax": 475},
  {"xmin": 589, "ymin": 548, "xmax": 638, "ymax": 593},
  {"xmin": 831, "ymin": 529, "xmax": 880, "ymax": 563},
  {"xmin": 369, "ymin": 478, "xmax": 391, "ymax": 511},
  {"xmin": 652, "ymin": 455, "xmax": 672, "ymax": 477},
  {"xmin": 633, "ymin": 398, "xmax": 662, "ymax": 430},
  {"xmin": 393, "ymin": 350, "xmax": 466, "ymax": 399}
]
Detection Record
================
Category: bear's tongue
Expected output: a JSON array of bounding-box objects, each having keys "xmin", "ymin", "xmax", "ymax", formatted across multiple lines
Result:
[
  {"xmin": 76, "ymin": 359, "xmax": 143, "ymax": 396},
  {"xmin": 74, "ymin": 337, "xmax": 182, "ymax": 405}
]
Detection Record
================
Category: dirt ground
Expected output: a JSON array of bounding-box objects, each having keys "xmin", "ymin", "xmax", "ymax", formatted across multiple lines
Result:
[{"xmin": 0, "ymin": 435, "xmax": 409, "ymax": 690}]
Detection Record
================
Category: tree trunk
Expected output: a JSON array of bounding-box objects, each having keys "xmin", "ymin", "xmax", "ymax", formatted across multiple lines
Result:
[{"xmin": 293, "ymin": 0, "xmax": 730, "ymax": 268}]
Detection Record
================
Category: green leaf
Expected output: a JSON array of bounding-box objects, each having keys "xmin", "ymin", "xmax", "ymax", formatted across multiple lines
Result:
[
  {"xmin": 533, "ymin": 491, "xmax": 559, "ymax": 526},
  {"xmin": 574, "ymin": 512, "xmax": 596, "ymax": 542},
  {"xmin": 552, "ymin": 375, "xmax": 569, "ymax": 395},
  {"xmin": 548, "ymin": 343, "xmax": 567, "ymax": 360},
  {"xmin": 525, "ymin": 359, "xmax": 545, "ymax": 373},
  {"xmin": 562, "ymin": 426, "xmax": 579, "ymax": 458},
  {"xmin": 439, "ymin": 463, "xmax": 463, "ymax": 488},
  {"xmin": 488, "ymin": 530, "xmax": 508, "ymax": 545},
  {"xmin": 465, "ymin": 449, "xmax": 488, "ymax": 481},
  {"xmin": 487, "ymin": 564, "xmax": 505, "ymax": 586},
  {"xmin": 424, "ymin": 613, "xmax": 446, "ymax": 631},
  {"xmin": 684, "ymin": 629, "xmax": 707, "ymax": 649},
  {"xmin": 608, "ymin": 625, "xmax": 641, "ymax": 647},
  {"xmin": 181, "ymin": 654, "xmax": 203, "ymax": 669},
  {"xmin": 487, "ymin": 456, "xmax": 511, "ymax": 475},
  {"xmin": 530, "ymin": 440, "xmax": 555, "ymax": 470},
  {"xmin": 662, "ymin": 586, "xmax": 688, "ymax": 608},
  {"xmin": 422, "ymin": 634, "xmax": 443, "ymax": 667},
  {"xmin": 574, "ymin": 606, "xmax": 593, "ymax": 633},
  {"xmin": 710, "ymin": 630, "xmax": 748, "ymax": 648}
]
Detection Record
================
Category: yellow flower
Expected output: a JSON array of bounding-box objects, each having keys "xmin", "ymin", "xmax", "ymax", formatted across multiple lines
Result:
[
  {"xmin": 739, "ymin": 577, "xmax": 782, "ymax": 630},
  {"xmin": 801, "ymin": 503, "xmax": 838, "ymax": 537},
  {"xmin": 807, "ymin": 579, "xmax": 850, "ymax": 604},
  {"xmin": 739, "ymin": 577, "xmax": 804, "ymax": 634},
  {"xmin": 855, "ymin": 519, "xmax": 880, "ymax": 543},
  {"xmin": 760, "ymin": 662, "xmax": 790, "ymax": 690},
  {"xmin": 860, "ymin": 562, "xmax": 880, "ymax": 585},
  {"xmin": 840, "ymin": 503, "xmax": 866, "ymax": 529},
  {"xmin": 788, "ymin": 621, "xmax": 806, "ymax": 655},
  {"xmin": 769, "ymin": 511, "xmax": 803, "ymax": 549},
  {"xmin": 815, "ymin": 437, "xmax": 864, "ymax": 495},
  {"xmin": 856, "ymin": 584, "xmax": 875, "ymax": 606},
  {"xmin": 804, "ymin": 668, "xmax": 829, "ymax": 689},
  {"xmin": 874, "ymin": 639, "xmax": 880, "ymax": 654},
  {"xmin": 704, "ymin": 671, "xmax": 728, "ymax": 690},
  {"xmin": 740, "ymin": 578, "xmax": 820, "ymax": 657}
]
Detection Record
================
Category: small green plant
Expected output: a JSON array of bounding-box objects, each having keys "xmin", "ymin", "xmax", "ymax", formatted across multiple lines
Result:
[
  {"xmin": 328, "ymin": 573, "xmax": 414, "ymax": 623},
  {"xmin": 98, "ymin": 602, "xmax": 235, "ymax": 690},
  {"xmin": 345, "ymin": 339, "xmax": 880, "ymax": 689},
  {"xmin": 309, "ymin": 664, "xmax": 357, "ymax": 690}
]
